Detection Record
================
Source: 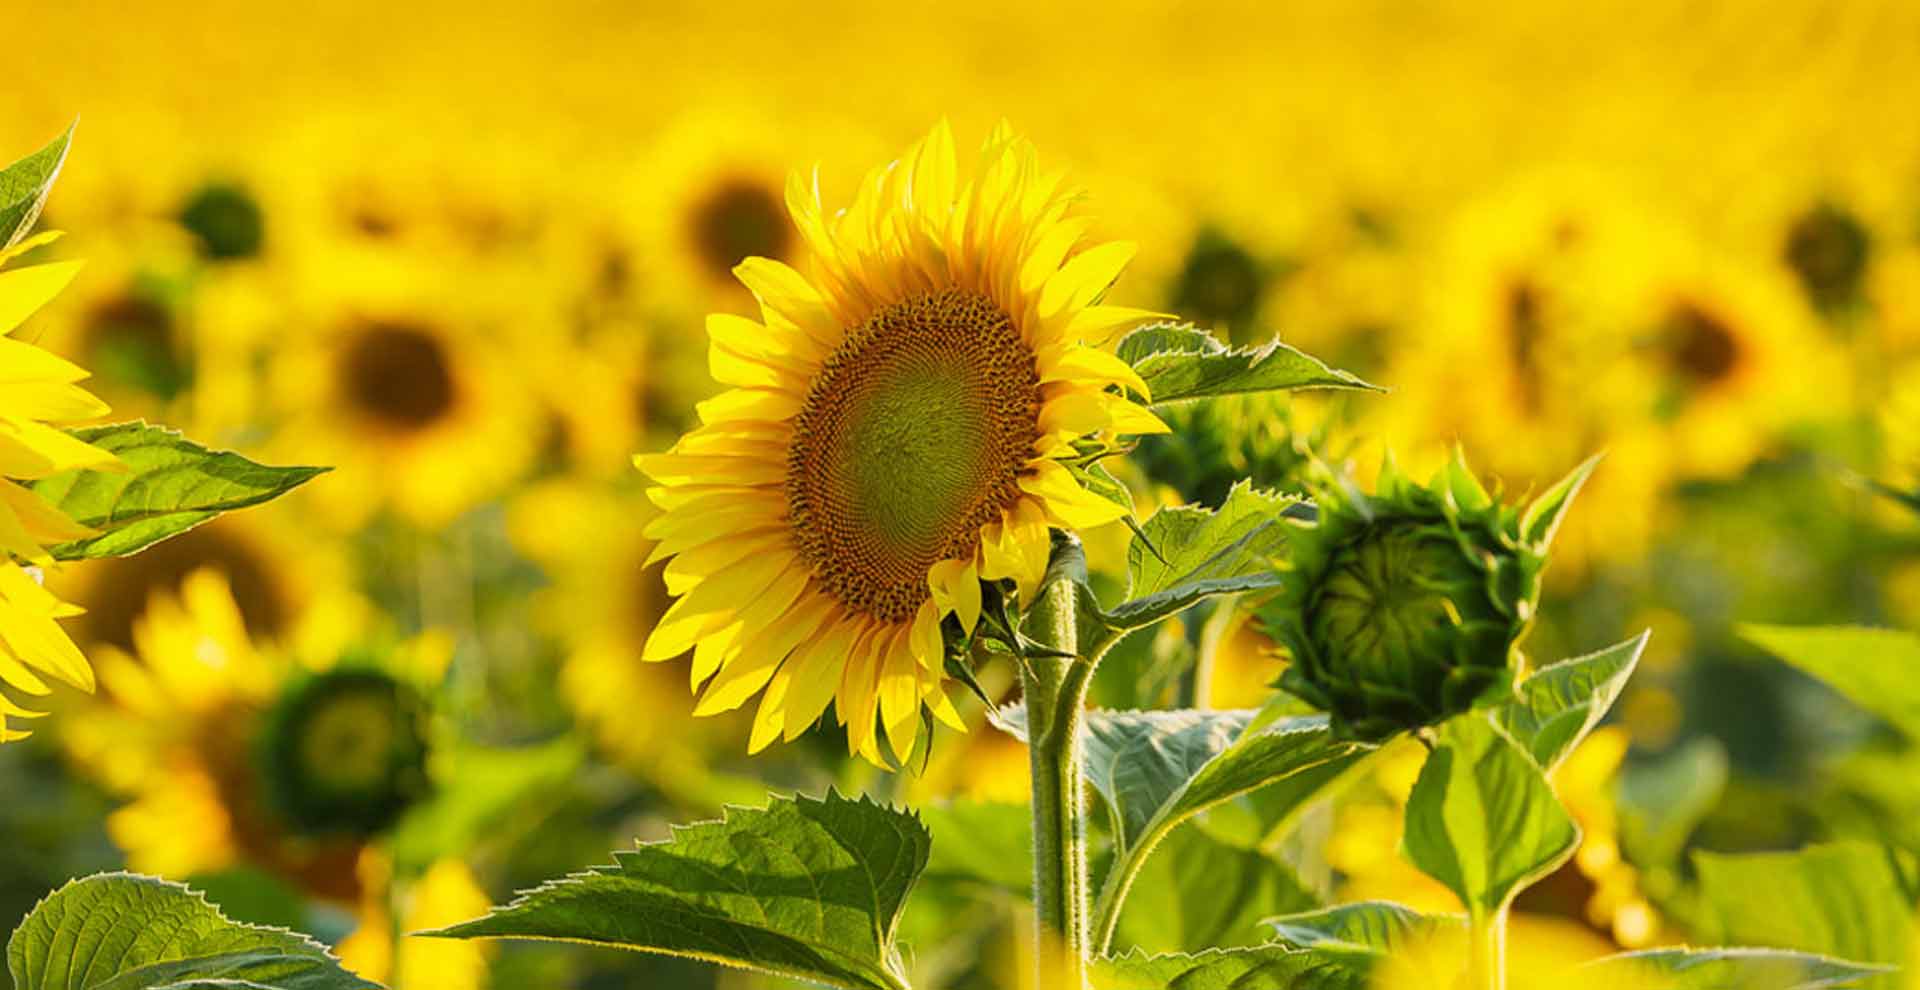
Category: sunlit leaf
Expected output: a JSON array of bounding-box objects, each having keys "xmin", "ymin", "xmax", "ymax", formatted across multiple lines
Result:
[
  {"xmin": 1692, "ymin": 842, "xmax": 1909, "ymax": 990},
  {"xmin": 1112, "ymin": 826, "xmax": 1318, "ymax": 954},
  {"xmin": 32, "ymin": 422, "xmax": 327, "ymax": 560},
  {"xmin": 1402, "ymin": 717, "xmax": 1578, "ymax": 916},
  {"xmin": 0, "ymin": 124, "xmax": 73, "ymax": 248},
  {"xmin": 6, "ymin": 872, "xmax": 379, "ymax": 990},
  {"xmin": 1579, "ymin": 947, "xmax": 1890, "ymax": 990},
  {"xmin": 1495, "ymin": 631, "xmax": 1648, "ymax": 771},
  {"xmin": 1107, "ymin": 481, "xmax": 1305, "ymax": 631},
  {"xmin": 429, "ymin": 791, "xmax": 926, "ymax": 990},
  {"xmin": 1264, "ymin": 900, "xmax": 1457, "ymax": 962},
  {"xmin": 1116, "ymin": 322, "xmax": 1379, "ymax": 405},
  {"xmin": 1740, "ymin": 624, "xmax": 1920, "ymax": 742},
  {"xmin": 1094, "ymin": 945, "xmax": 1365, "ymax": 989}
]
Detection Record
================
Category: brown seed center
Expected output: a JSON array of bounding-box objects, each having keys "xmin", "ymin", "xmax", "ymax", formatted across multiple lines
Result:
[{"xmin": 786, "ymin": 289, "xmax": 1040, "ymax": 622}]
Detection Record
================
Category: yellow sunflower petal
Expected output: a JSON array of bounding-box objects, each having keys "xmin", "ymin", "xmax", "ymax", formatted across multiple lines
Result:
[
  {"xmin": 927, "ymin": 558, "xmax": 981, "ymax": 631},
  {"xmin": 1036, "ymin": 241, "xmax": 1136, "ymax": 323},
  {"xmin": 1019, "ymin": 460, "xmax": 1129, "ymax": 529},
  {"xmin": 0, "ymin": 262, "xmax": 84, "ymax": 337},
  {"xmin": 1039, "ymin": 345, "xmax": 1152, "ymax": 401},
  {"xmin": 0, "ymin": 563, "xmax": 91, "ymax": 692}
]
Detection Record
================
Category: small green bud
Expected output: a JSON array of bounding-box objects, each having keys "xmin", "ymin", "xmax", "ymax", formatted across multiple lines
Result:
[{"xmin": 1261, "ymin": 450, "xmax": 1597, "ymax": 741}]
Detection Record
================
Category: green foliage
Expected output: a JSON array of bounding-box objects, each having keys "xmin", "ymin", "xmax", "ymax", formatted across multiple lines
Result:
[
  {"xmin": 430, "ymin": 791, "xmax": 928, "ymax": 990},
  {"xmin": 1616, "ymin": 739, "xmax": 1728, "ymax": 879},
  {"xmin": 1740, "ymin": 624, "xmax": 1920, "ymax": 742},
  {"xmin": 919, "ymin": 800, "xmax": 1033, "ymax": 898},
  {"xmin": 1133, "ymin": 393, "xmax": 1331, "ymax": 507},
  {"xmin": 1093, "ymin": 945, "xmax": 1365, "ymax": 989},
  {"xmin": 1579, "ymin": 947, "xmax": 1890, "ymax": 990},
  {"xmin": 1263, "ymin": 900, "xmax": 1456, "ymax": 962},
  {"xmin": 30, "ymin": 422, "xmax": 327, "ymax": 560},
  {"xmin": 1112, "ymin": 826, "xmax": 1318, "ymax": 954},
  {"xmin": 1108, "ymin": 482, "xmax": 1304, "ymax": 631},
  {"xmin": 993, "ymin": 706, "xmax": 1367, "ymax": 859},
  {"xmin": 389, "ymin": 738, "xmax": 584, "ymax": 874},
  {"xmin": 1494, "ymin": 631, "xmax": 1649, "ymax": 771},
  {"xmin": 1401, "ymin": 717, "xmax": 1579, "ymax": 918},
  {"xmin": 1692, "ymin": 842, "xmax": 1911, "ymax": 989},
  {"xmin": 1116, "ymin": 322, "xmax": 1377, "ymax": 405},
  {"xmin": 6, "ymin": 872, "xmax": 378, "ymax": 990},
  {"xmin": 1260, "ymin": 452, "xmax": 1597, "ymax": 741},
  {"xmin": 0, "ymin": 124, "xmax": 73, "ymax": 248}
]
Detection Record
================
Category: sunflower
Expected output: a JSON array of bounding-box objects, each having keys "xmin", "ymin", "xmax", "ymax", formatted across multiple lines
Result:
[
  {"xmin": 622, "ymin": 107, "xmax": 883, "ymax": 313},
  {"xmin": 638, "ymin": 124, "xmax": 1167, "ymax": 765},
  {"xmin": 59, "ymin": 567, "xmax": 442, "ymax": 901},
  {"xmin": 0, "ymin": 232, "xmax": 124, "ymax": 742},
  {"xmin": 265, "ymin": 248, "xmax": 541, "ymax": 529}
]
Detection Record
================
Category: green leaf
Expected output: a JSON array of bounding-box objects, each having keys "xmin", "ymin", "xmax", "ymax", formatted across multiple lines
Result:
[
  {"xmin": 1093, "ymin": 945, "xmax": 1366, "ymax": 990},
  {"xmin": 995, "ymin": 706, "xmax": 1368, "ymax": 857},
  {"xmin": 31, "ymin": 422, "xmax": 327, "ymax": 560},
  {"xmin": 389, "ymin": 738, "xmax": 583, "ymax": 874},
  {"xmin": 1118, "ymin": 323, "xmax": 1379, "ymax": 406},
  {"xmin": 1615, "ymin": 739, "xmax": 1727, "ymax": 876},
  {"xmin": 428, "ymin": 790, "xmax": 926, "ymax": 990},
  {"xmin": 1106, "ymin": 481, "xmax": 1304, "ymax": 630},
  {"xmin": 0, "ymin": 124, "xmax": 74, "ymax": 248},
  {"xmin": 1402, "ymin": 717, "xmax": 1579, "ymax": 917},
  {"xmin": 1112, "ymin": 826, "xmax": 1318, "ymax": 954},
  {"xmin": 919, "ymin": 800, "xmax": 1032, "ymax": 898},
  {"xmin": 1740, "ymin": 624, "xmax": 1920, "ymax": 742},
  {"xmin": 6, "ymin": 872, "xmax": 379, "ymax": 990},
  {"xmin": 1692, "ymin": 842, "xmax": 1910, "ymax": 990},
  {"xmin": 1264, "ymin": 901, "xmax": 1457, "ymax": 961},
  {"xmin": 1495, "ymin": 631, "xmax": 1648, "ymax": 772},
  {"xmin": 1579, "ymin": 947, "xmax": 1890, "ymax": 990},
  {"xmin": 1517, "ymin": 453, "xmax": 1602, "ymax": 549}
]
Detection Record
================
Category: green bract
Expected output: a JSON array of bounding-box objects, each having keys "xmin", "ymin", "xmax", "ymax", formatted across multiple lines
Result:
[{"xmin": 1260, "ymin": 451, "xmax": 1595, "ymax": 742}]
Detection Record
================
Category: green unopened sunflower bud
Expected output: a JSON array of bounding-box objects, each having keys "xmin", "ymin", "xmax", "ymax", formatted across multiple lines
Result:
[{"xmin": 1261, "ymin": 450, "xmax": 1597, "ymax": 741}]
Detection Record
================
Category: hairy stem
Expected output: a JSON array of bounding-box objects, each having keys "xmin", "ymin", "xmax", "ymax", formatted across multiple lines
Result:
[
  {"xmin": 1024, "ymin": 566, "xmax": 1093, "ymax": 989},
  {"xmin": 1468, "ymin": 903, "xmax": 1508, "ymax": 990}
]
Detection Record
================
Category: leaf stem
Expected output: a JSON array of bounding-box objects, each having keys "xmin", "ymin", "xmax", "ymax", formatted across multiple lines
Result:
[
  {"xmin": 1023, "ymin": 552, "xmax": 1095, "ymax": 990},
  {"xmin": 1468, "ymin": 904, "xmax": 1509, "ymax": 990}
]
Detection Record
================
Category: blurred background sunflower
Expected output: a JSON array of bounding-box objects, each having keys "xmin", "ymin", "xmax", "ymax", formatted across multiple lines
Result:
[{"xmin": 4, "ymin": 1, "xmax": 1920, "ymax": 987}]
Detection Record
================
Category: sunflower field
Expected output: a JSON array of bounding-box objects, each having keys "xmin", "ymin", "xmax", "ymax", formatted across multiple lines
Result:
[{"xmin": 3, "ymin": 3, "xmax": 1920, "ymax": 989}]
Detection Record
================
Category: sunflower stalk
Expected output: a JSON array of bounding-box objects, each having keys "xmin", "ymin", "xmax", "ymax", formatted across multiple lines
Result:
[
  {"xmin": 1468, "ymin": 904, "xmax": 1509, "ymax": 990},
  {"xmin": 1021, "ymin": 535, "xmax": 1097, "ymax": 989}
]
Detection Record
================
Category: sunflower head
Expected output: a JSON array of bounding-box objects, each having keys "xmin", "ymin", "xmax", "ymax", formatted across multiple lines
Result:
[
  {"xmin": 179, "ymin": 180, "xmax": 266, "ymax": 261},
  {"xmin": 1171, "ymin": 227, "xmax": 1273, "ymax": 345},
  {"xmin": 1783, "ymin": 201, "xmax": 1870, "ymax": 314},
  {"xmin": 1263, "ymin": 451, "xmax": 1593, "ymax": 741},
  {"xmin": 256, "ymin": 664, "xmax": 431, "ymax": 837},
  {"xmin": 637, "ymin": 124, "xmax": 1168, "ymax": 766}
]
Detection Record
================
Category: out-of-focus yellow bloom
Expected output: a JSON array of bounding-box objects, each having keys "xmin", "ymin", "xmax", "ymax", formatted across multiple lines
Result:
[
  {"xmin": 61, "ymin": 567, "xmax": 443, "ymax": 903},
  {"xmin": 338, "ymin": 853, "xmax": 493, "ymax": 990},
  {"xmin": 0, "ymin": 232, "xmax": 124, "ymax": 741},
  {"xmin": 264, "ymin": 249, "xmax": 540, "ymax": 528},
  {"xmin": 1552, "ymin": 727, "xmax": 1662, "ymax": 948}
]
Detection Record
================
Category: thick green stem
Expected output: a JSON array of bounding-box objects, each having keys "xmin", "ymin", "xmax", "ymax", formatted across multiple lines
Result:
[
  {"xmin": 1467, "ymin": 904, "xmax": 1509, "ymax": 990},
  {"xmin": 1024, "ymin": 570, "xmax": 1093, "ymax": 990}
]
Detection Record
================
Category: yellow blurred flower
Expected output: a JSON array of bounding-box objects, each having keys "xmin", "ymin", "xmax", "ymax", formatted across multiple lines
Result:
[
  {"xmin": 264, "ymin": 248, "xmax": 541, "ymax": 528},
  {"xmin": 62, "ymin": 566, "xmax": 445, "ymax": 904},
  {"xmin": 338, "ymin": 853, "xmax": 494, "ymax": 990}
]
